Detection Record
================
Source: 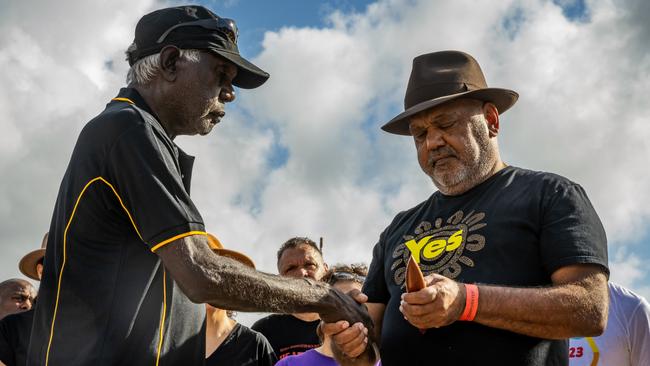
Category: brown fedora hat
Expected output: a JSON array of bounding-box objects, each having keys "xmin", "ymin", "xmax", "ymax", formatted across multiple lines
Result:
[
  {"xmin": 206, "ymin": 233, "xmax": 255, "ymax": 269},
  {"xmin": 382, "ymin": 50, "xmax": 518, "ymax": 135},
  {"xmin": 19, "ymin": 232, "xmax": 48, "ymax": 281}
]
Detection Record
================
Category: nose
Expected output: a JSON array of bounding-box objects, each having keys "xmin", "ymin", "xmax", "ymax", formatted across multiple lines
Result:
[
  {"xmin": 219, "ymin": 84, "xmax": 236, "ymax": 103},
  {"xmin": 424, "ymin": 126, "xmax": 446, "ymax": 151},
  {"xmin": 20, "ymin": 299, "xmax": 32, "ymax": 310}
]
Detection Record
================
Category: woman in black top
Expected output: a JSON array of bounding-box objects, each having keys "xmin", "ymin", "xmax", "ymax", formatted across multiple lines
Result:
[{"xmin": 204, "ymin": 234, "xmax": 276, "ymax": 366}]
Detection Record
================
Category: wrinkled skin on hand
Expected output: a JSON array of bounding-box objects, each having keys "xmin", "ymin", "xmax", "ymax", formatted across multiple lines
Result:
[{"xmin": 400, "ymin": 273, "xmax": 466, "ymax": 329}]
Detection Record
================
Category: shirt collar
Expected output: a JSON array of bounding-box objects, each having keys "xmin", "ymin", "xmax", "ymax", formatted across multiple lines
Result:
[{"xmin": 111, "ymin": 87, "xmax": 160, "ymax": 121}]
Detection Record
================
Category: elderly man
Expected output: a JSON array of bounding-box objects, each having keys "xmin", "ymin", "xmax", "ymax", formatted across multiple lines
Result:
[
  {"xmin": 0, "ymin": 233, "xmax": 47, "ymax": 366},
  {"xmin": 26, "ymin": 6, "xmax": 371, "ymax": 366},
  {"xmin": 0, "ymin": 280, "xmax": 35, "ymax": 321},
  {"xmin": 253, "ymin": 237, "xmax": 329, "ymax": 360},
  {"xmin": 324, "ymin": 51, "xmax": 609, "ymax": 366}
]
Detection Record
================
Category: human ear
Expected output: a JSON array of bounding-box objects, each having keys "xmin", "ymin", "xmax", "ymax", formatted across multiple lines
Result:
[
  {"xmin": 159, "ymin": 46, "xmax": 181, "ymax": 81},
  {"xmin": 483, "ymin": 102, "xmax": 500, "ymax": 137}
]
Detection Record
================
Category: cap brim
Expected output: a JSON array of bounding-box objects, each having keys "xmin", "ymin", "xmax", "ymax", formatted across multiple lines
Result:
[
  {"xmin": 19, "ymin": 249, "xmax": 45, "ymax": 281},
  {"xmin": 210, "ymin": 48, "xmax": 269, "ymax": 89},
  {"xmin": 381, "ymin": 88, "xmax": 519, "ymax": 136}
]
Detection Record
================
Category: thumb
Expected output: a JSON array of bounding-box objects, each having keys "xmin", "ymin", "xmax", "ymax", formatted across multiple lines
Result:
[
  {"xmin": 347, "ymin": 289, "xmax": 368, "ymax": 304},
  {"xmin": 424, "ymin": 273, "xmax": 447, "ymax": 286}
]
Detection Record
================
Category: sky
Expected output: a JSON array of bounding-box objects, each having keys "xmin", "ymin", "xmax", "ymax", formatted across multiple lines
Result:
[{"xmin": 1, "ymin": 0, "xmax": 649, "ymax": 327}]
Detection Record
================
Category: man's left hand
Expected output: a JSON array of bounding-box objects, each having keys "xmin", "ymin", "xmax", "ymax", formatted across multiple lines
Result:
[{"xmin": 399, "ymin": 273, "xmax": 466, "ymax": 329}]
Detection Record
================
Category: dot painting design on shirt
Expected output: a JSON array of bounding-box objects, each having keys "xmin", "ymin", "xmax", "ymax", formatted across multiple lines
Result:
[{"xmin": 392, "ymin": 210, "xmax": 486, "ymax": 286}]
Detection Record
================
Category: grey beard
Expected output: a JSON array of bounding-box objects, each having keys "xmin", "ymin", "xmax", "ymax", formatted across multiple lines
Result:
[{"xmin": 429, "ymin": 119, "xmax": 496, "ymax": 195}]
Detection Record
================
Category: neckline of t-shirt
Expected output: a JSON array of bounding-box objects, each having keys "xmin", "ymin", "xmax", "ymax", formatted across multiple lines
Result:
[
  {"xmin": 221, "ymin": 322, "xmax": 241, "ymax": 345},
  {"xmin": 288, "ymin": 314, "xmax": 321, "ymax": 325},
  {"xmin": 434, "ymin": 165, "xmax": 515, "ymax": 201},
  {"xmin": 309, "ymin": 349, "xmax": 335, "ymax": 360}
]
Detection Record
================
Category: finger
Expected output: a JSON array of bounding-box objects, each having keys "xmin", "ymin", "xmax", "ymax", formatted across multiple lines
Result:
[
  {"xmin": 347, "ymin": 289, "xmax": 368, "ymax": 304},
  {"xmin": 400, "ymin": 301, "xmax": 434, "ymax": 317},
  {"xmin": 400, "ymin": 305, "xmax": 439, "ymax": 329},
  {"xmin": 334, "ymin": 323, "xmax": 368, "ymax": 356},
  {"xmin": 331, "ymin": 323, "xmax": 366, "ymax": 345},
  {"xmin": 402, "ymin": 286, "xmax": 438, "ymax": 305},
  {"xmin": 321, "ymin": 320, "xmax": 350, "ymax": 336}
]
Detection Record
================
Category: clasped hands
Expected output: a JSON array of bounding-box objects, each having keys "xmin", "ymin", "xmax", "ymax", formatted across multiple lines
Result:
[{"xmin": 321, "ymin": 273, "xmax": 466, "ymax": 360}]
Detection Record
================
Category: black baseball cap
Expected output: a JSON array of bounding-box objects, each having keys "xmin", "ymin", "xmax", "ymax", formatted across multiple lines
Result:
[{"xmin": 127, "ymin": 5, "xmax": 269, "ymax": 89}]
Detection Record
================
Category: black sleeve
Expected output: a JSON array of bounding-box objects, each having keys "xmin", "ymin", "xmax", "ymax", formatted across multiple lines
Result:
[
  {"xmin": 0, "ymin": 318, "xmax": 15, "ymax": 366},
  {"xmin": 363, "ymin": 229, "xmax": 390, "ymax": 304},
  {"xmin": 255, "ymin": 332, "xmax": 277, "ymax": 366},
  {"xmin": 105, "ymin": 123, "xmax": 205, "ymax": 251},
  {"xmin": 539, "ymin": 182, "xmax": 609, "ymax": 276}
]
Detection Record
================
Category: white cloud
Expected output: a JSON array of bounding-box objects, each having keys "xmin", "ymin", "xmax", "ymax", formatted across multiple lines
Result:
[{"xmin": 1, "ymin": 0, "xmax": 650, "ymax": 326}]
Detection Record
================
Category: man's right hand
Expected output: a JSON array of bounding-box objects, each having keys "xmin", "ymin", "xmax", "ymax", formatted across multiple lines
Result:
[{"xmin": 320, "ymin": 290, "xmax": 374, "ymax": 360}]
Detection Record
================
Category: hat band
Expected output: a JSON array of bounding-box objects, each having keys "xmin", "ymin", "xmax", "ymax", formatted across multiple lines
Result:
[
  {"xmin": 129, "ymin": 32, "xmax": 238, "ymax": 66},
  {"xmin": 404, "ymin": 82, "xmax": 484, "ymax": 109}
]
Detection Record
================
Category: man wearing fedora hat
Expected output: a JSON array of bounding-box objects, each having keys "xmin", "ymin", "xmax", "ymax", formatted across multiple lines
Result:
[
  {"xmin": 323, "ymin": 51, "xmax": 609, "ymax": 366},
  {"xmin": 27, "ymin": 5, "xmax": 374, "ymax": 366},
  {"xmin": 0, "ymin": 233, "xmax": 47, "ymax": 366}
]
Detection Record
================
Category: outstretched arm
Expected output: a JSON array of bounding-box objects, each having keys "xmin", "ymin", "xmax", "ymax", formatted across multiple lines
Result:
[
  {"xmin": 156, "ymin": 234, "xmax": 371, "ymax": 325},
  {"xmin": 400, "ymin": 264, "xmax": 608, "ymax": 339}
]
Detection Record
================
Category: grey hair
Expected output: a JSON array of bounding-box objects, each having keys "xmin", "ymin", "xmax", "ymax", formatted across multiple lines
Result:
[{"xmin": 126, "ymin": 49, "xmax": 202, "ymax": 85}]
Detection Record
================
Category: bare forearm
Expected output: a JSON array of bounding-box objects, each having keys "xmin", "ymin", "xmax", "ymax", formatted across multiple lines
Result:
[
  {"xmin": 202, "ymin": 258, "xmax": 334, "ymax": 313},
  {"xmin": 474, "ymin": 272, "xmax": 608, "ymax": 339},
  {"xmin": 162, "ymin": 238, "xmax": 336, "ymax": 314}
]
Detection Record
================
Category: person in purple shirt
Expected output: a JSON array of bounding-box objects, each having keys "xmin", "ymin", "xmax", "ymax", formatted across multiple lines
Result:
[{"xmin": 277, "ymin": 264, "xmax": 380, "ymax": 366}]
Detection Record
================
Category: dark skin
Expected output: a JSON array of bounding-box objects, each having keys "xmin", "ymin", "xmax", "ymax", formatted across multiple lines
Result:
[
  {"xmin": 136, "ymin": 46, "xmax": 373, "ymax": 331},
  {"xmin": 0, "ymin": 279, "xmax": 36, "ymax": 320},
  {"xmin": 156, "ymin": 235, "xmax": 372, "ymax": 325},
  {"xmin": 323, "ymin": 100, "xmax": 608, "ymax": 364},
  {"xmin": 135, "ymin": 46, "xmax": 237, "ymax": 139}
]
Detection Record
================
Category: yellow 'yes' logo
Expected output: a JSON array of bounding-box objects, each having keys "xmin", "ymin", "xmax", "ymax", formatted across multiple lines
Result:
[
  {"xmin": 404, "ymin": 229, "xmax": 463, "ymax": 264},
  {"xmin": 391, "ymin": 210, "xmax": 487, "ymax": 284}
]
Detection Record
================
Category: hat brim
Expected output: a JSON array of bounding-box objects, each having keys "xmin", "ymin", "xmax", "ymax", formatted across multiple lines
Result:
[
  {"xmin": 19, "ymin": 249, "xmax": 45, "ymax": 281},
  {"xmin": 206, "ymin": 233, "xmax": 256, "ymax": 268},
  {"xmin": 381, "ymin": 88, "xmax": 519, "ymax": 136},
  {"xmin": 213, "ymin": 248, "xmax": 256, "ymax": 269},
  {"xmin": 209, "ymin": 48, "xmax": 269, "ymax": 89}
]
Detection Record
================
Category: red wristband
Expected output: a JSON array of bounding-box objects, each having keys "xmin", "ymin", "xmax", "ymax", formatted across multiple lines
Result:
[{"xmin": 459, "ymin": 284, "xmax": 479, "ymax": 321}]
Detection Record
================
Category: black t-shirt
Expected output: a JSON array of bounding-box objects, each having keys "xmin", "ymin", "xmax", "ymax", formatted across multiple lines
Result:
[
  {"xmin": 363, "ymin": 166, "xmax": 608, "ymax": 366},
  {"xmin": 251, "ymin": 314, "xmax": 321, "ymax": 360},
  {"xmin": 27, "ymin": 88, "xmax": 207, "ymax": 366},
  {"xmin": 206, "ymin": 323, "xmax": 276, "ymax": 366},
  {"xmin": 0, "ymin": 309, "xmax": 33, "ymax": 366}
]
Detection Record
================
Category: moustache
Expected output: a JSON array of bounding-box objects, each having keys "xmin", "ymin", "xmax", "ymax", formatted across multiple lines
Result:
[{"xmin": 427, "ymin": 147, "xmax": 458, "ymax": 166}]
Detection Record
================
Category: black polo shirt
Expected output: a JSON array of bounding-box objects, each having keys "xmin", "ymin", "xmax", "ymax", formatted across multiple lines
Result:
[{"xmin": 27, "ymin": 88, "xmax": 207, "ymax": 366}]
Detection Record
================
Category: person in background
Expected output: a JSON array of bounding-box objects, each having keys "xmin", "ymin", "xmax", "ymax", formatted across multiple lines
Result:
[
  {"xmin": 204, "ymin": 234, "xmax": 276, "ymax": 366},
  {"xmin": 252, "ymin": 237, "xmax": 329, "ymax": 360},
  {"xmin": 0, "ymin": 232, "xmax": 47, "ymax": 366},
  {"xmin": 0, "ymin": 279, "xmax": 35, "ymax": 321},
  {"xmin": 277, "ymin": 264, "xmax": 376, "ymax": 366},
  {"xmin": 569, "ymin": 282, "xmax": 650, "ymax": 366}
]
